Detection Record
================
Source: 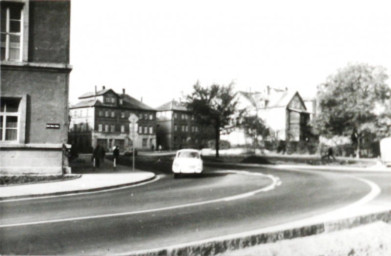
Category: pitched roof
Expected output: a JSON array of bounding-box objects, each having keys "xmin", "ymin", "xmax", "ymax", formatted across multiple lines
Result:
[
  {"xmin": 237, "ymin": 91, "xmax": 265, "ymax": 108},
  {"xmin": 72, "ymin": 88, "xmax": 155, "ymax": 111},
  {"xmin": 70, "ymin": 99, "xmax": 102, "ymax": 108},
  {"xmin": 78, "ymin": 88, "xmax": 114, "ymax": 99},
  {"xmin": 266, "ymin": 90, "xmax": 295, "ymax": 108},
  {"xmin": 266, "ymin": 91, "xmax": 307, "ymax": 111},
  {"xmin": 157, "ymin": 100, "xmax": 188, "ymax": 112},
  {"xmin": 121, "ymin": 94, "xmax": 155, "ymax": 111}
]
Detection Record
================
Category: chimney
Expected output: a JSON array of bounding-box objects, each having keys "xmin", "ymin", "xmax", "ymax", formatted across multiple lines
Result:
[
  {"xmin": 267, "ymin": 85, "xmax": 270, "ymax": 95},
  {"xmin": 102, "ymin": 85, "xmax": 106, "ymax": 90},
  {"xmin": 122, "ymin": 88, "xmax": 125, "ymax": 95},
  {"xmin": 95, "ymin": 85, "xmax": 97, "ymax": 95}
]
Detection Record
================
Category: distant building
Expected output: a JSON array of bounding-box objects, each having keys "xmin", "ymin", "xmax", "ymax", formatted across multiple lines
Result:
[
  {"xmin": 303, "ymin": 97, "xmax": 317, "ymax": 119},
  {"xmin": 156, "ymin": 100, "xmax": 213, "ymax": 150},
  {"xmin": 258, "ymin": 88, "xmax": 310, "ymax": 141},
  {"xmin": 1, "ymin": 0, "xmax": 72, "ymax": 175},
  {"xmin": 221, "ymin": 86, "xmax": 311, "ymax": 146},
  {"xmin": 69, "ymin": 87, "xmax": 156, "ymax": 152}
]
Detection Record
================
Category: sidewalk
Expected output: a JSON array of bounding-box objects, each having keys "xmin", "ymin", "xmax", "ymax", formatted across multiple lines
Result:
[{"xmin": 0, "ymin": 159, "xmax": 156, "ymax": 200}]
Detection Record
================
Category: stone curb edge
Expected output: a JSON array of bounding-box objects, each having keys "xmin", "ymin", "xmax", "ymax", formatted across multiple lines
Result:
[
  {"xmin": 126, "ymin": 209, "xmax": 391, "ymax": 256},
  {"xmin": 205, "ymin": 161, "xmax": 391, "ymax": 173},
  {"xmin": 0, "ymin": 174, "xmax": 156, "ymax": 201}
]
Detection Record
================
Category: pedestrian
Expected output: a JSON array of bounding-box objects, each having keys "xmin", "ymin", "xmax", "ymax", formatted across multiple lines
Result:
[
  {"xmin": 158, "ymin": 145, "xmax": 162, "ymax": 152},
  {"xmin": 113, "ymin": 145, "xmax": 120, "ymax": 169},
  {"xmin": 327, "ymin": 147, "xmax": 336, "ymax": 161},
  {"xmin": 92, "ymin": 144, "xmax": 102, "ymax": 168},
  {"xmin": 101, "ymin": 147, "xmax": 106, "ymax": 163}
]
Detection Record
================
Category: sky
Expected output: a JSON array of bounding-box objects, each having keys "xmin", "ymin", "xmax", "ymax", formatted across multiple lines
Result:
[{"xmin": 69, "ymin": 0, "xmax": 391, "ymax": 107}]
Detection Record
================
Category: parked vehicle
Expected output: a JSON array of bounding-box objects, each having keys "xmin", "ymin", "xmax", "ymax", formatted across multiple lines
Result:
[
  {"xmin": 380, "ymin": 137, "xmax": 391, "ymax": 166},
  {"xmin": 172, "ymin": 149, "xmax": 203, "ymax": 178}
]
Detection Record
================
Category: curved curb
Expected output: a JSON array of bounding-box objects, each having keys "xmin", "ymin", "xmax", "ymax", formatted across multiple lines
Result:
[
  {"xmin": 0, "ymin": 174, "xmax": 157, "ymax": 201},
  {"xmin": 125, "ymin": 209, "xmax": 391, "ymax": 256}
]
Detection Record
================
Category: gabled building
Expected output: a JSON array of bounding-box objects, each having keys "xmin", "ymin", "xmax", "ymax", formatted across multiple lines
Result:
[
  {"xmin": 156, "ymin": 100, "xmax": 213, "ymax": 150},
  {"xmin": 221, "ymin": 86, "xmax": 311, "ymax": 146},
  {"xmin": 1, "ymin": 0, "xmax": 72, "ymax": 175},
  {"xmin": 258, "ymin": 89, "xmax": 310, "ymax": 141},
  {"xmin": 69, "ymin": 86, "xmax": 156, "ymax": 152}
]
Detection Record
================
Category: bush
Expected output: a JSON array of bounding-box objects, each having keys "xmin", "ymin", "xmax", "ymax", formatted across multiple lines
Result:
[{"xmin": 207, "ymin": 140, "xmax": 231, "ymax": 150}]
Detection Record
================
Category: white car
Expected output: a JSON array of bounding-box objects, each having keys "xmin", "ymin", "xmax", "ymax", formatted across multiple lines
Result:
[{"xmin": 172, "ymin": 149, "xmax": 203, "ymax": 177}]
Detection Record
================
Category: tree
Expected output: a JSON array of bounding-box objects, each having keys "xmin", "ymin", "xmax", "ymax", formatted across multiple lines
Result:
[
  {"xmin": 187, "ymin": 82, "xmax": 237, "ymax": 157},
  {"xmin": 238, "ymin": 115, "xmax": 270, "ymax": 152},
  {"xmin": 313, "ymin": 63, "xmax": 390, "ymax": 157}
]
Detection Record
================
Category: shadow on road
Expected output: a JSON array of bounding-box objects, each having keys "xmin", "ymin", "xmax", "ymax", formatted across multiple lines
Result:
[{"xmin": 173, "ymin": 172, "xmax": 230, "ymax": 179}]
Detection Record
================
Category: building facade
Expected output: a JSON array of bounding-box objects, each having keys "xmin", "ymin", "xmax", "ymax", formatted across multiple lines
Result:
[
  {"xmin": 221, "ymin": 87, "xmax": 311, "ymax": 147},
  {"xmin": 258, "ymin": 89, "xmax": 310, "ymax": 141},
  {"xmin": 0, "ymin": 0, "xmax": 72, "ymax": 175},
  {"xmin": 69, "ymin": 87, "xmax": 157, "ymax": 153},
  {"xmin": 156, "ymin": 100, "xmax": 213, "ymax": 150}
]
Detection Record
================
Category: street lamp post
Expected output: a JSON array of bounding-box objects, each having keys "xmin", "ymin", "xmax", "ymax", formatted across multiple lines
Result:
[{"xmin": 129, "ymin": 114, "xmax": 139, "ymax": 171}]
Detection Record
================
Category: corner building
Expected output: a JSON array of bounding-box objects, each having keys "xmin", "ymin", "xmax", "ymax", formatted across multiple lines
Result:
[
  {"xmin": 0, "ymin": 0, "xmax": 72, "ymax": 175},
  {"xmin": 69, "ymin": 87, "xmax": 157, "ymax": 153}
]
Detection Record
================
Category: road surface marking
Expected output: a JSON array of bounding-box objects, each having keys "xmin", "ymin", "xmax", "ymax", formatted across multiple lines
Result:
[
  {"xmin": 0, "ymin": 170, "xmax": 279, "ymax": 228},
  {"xmin": 123, "ymin": 175, "xmax": 381, "ymax": 256}
]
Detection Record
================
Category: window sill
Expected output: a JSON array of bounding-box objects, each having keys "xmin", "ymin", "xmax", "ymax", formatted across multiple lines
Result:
[
  {"xmin": 1, "ymin": 61, "xmax": 72, "ymax": 71},
  {"xmin": 0, "ymin": 143, "xmax": 65, "ymax": 149}
]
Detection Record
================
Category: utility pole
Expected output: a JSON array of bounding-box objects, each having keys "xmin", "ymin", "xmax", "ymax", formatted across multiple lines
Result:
[{"xmin": 129, "ymin": 114, "xmax": 139, "ymax": 171}]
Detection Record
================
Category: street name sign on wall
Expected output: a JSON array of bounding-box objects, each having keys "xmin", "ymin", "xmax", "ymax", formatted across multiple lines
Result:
[{"xmin": 46, "ymin": 123, "xmax": 60, "ymax": 129}]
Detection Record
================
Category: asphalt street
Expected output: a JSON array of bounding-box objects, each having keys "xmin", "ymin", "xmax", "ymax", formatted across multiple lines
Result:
[{"xmin": 0, "ymin": 165, "xmax": 388, "ymax": 255}]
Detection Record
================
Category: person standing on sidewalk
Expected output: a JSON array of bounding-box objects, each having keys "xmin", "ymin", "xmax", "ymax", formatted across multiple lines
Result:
[
  {"xmin": 92, "ymin": 144, "xmax": 102, "ymax": 168},
  {"xmin": 113, "ymin": 145, "xmax": 120, "ymax": 170}
]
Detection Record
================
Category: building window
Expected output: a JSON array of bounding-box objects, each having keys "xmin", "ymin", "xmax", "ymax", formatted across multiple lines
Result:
[
  {"xmin": 144, "ymin": 126, "xmax": 148, "ymax": 134},
  {"xmin": 144, "ymin": 113, "xmax": 148, "ymax": 120},
  {"xmin": 139, "ymin": 113, "xmax": 143, "ymax": 120},
  {"xmin": 138, "ymin": 125, "xmax": 142, "ymax": 134},
  {"xmin": 149, "ymin": 126, "xmax": 153, "ymax": 134},
  {"xmin": 121, "ymin": 125, "xmax": 125, "ymax": 133},
  {"xmin": 121, "ymin": 112, "xmax": 125, "ymax": 118},
  {"xmin": 98, "ymin": 110, "xmax": 103, "ymax": 117},
  {"xmin": 98, "ymin": 124, "xmax": 103, "ymax": 132},
  {"xmin": 111, "ymin": 125, "xmax": 115, "ymax": 132},
  {"xmin": 111, "ymin": 111, "xmax": 115, "ymax": 118},
  {"xmin": 119, "ymin": 99, "xmax": 123, "ymax": 105},
  {"xmin": 174, "ymin": 113, "xmax": 178, "ymax": 119},
  {"xmin": 149, "ymin": 114, "xmax": 153, "ymax": 120},
  {"xmin": 0, "ymin": 98, "xmax": 20, "ymax": 141},
  {"xmin": 1, "ymin": 4, "xmax": 23, "ymax": 62},
  {"xmin": 105, "ymin": 124, "xmax": 109, "ymax": 132},
  {"xmin": 105, "ymin": 111, "xmax": 109, "ymax": 117},
  {"xmin": 174, "ymin": 125, "xmax": 178, "ymax": 132},
  {"xmin": 142, "ymin": 138, "xmax": 147, "ymax": 147}
]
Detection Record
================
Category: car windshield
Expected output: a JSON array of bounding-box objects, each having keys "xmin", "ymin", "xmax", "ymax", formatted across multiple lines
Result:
[{"xmin": 177, "ymin": 151, "xmax": 200, "ymax": 158}]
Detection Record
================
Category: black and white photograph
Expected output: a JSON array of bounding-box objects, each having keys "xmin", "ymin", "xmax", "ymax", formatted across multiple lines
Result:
[{"xmin": 1, "ymin": 0, "xmax": 391, "ymax": 255}]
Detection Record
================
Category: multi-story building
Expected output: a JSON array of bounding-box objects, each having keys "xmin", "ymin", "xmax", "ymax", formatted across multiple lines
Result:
[
  {"xmin": 69, "ymin": 87, "xmax": 156, "ymax": 152},
  {"xmin": 156, "ymin": 100, "xmax": 213, "ymax": 150},
  {"xmin": 1, "ymin": 0, "xmax": 72, "ymax": 175}
]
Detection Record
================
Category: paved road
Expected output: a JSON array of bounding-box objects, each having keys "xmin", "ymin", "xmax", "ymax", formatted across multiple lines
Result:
[{"xmin": 0, "ymin": 165, "xmax": 387, "ymax": 255}]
